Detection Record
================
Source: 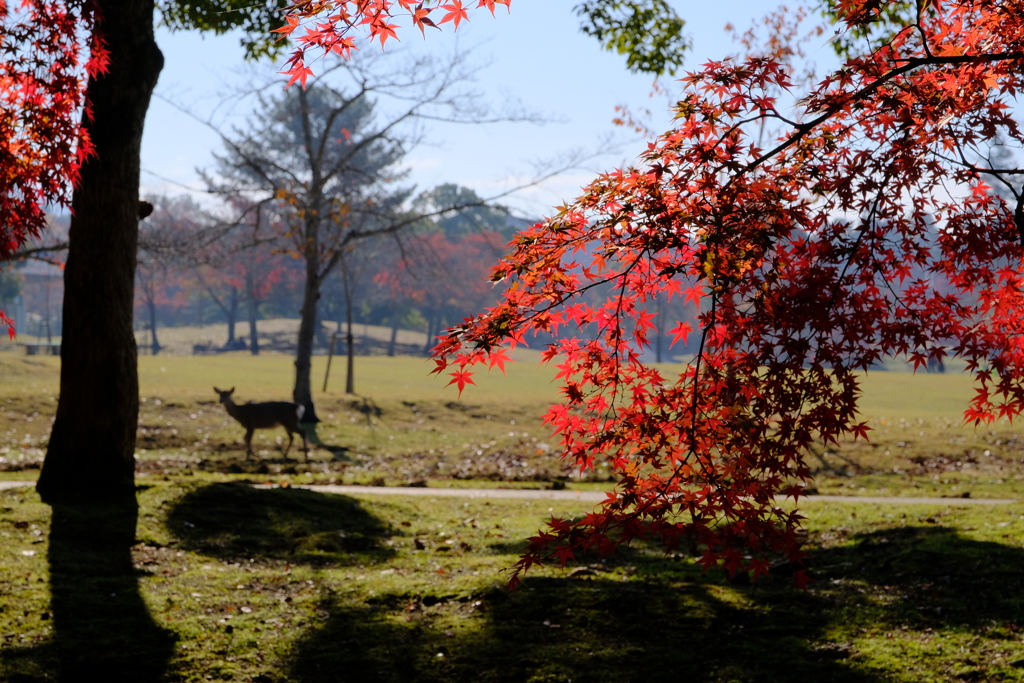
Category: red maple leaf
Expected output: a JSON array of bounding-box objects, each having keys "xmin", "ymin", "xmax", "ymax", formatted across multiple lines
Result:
[
  {"xmin": 446, "ymin": 369, "xmax": 476, "ymax": 397},
  {"xmin": 281, "ymin": 62, "xmax": 315, "ymax": 89},
  {"xmin": 487, "ymin": 347, "xmax": 512, "ymax": 375}
]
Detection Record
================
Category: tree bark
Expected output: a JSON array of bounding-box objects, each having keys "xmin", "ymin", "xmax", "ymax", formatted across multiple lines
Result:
[
  {"xmin": 44, "ymin": 278, "xmax": 53, "ymax": 344},
  {"xmin": 292, "ymin": 87, "xmax": 324, "ymax": 424},
  {"xmin": 147, "ymin": 296, "xmax": 161, "ymax": 356},
  {"xmin": 345, "ymin": 297, "xmax": 355, "ymax": 396},
  {"xmin": 423, "ymin": 311, "xmax": 441, "ymax": 356},
  {"xmin": 387, "ymin": 311, "xmax": 399, "ymax": 357},
  {"xmin": 655, "ymin": 294, "xmax": 664, "ymax": 364},
  {"xmin": 226, "ymin": 285, "xmax": 238, "ymax": 344},
  {"xmin": 37, "ymin": 0, "xmax": 163, "ymax": 505},
  {"xmin": 246, "ymin": 270, "xmax": 260, "ymax": 355},
  {"xmin": 293, "ymin": 225, "xmax": 322, "ymax": 423},
  {"xmin": 340, "ymin": 262, "xmax": 356, "ymax": 394}
]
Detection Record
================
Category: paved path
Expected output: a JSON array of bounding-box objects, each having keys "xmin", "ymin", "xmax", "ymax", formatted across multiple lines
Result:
[
  {"xmin": 259, "ymin": 484, "xmax": 1018, "ymax": 506},
  {"xmin": 1, "ymin": 479, "xmax": 1017, "ymax": 505},
  {"xmin": 256, "ymin": 484, "xmax": 609, "ymax": 502}
]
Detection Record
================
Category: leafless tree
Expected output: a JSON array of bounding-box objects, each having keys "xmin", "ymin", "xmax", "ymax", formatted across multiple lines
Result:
[{"xmin": 202, "ymin": 48, "xmax": 541, "ymax": 423}]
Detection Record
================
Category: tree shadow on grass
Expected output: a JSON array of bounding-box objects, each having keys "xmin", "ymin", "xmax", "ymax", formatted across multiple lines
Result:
[
  {"xmin": 166, "ymin": 482, "xmax": 395, "ymax": 565},
  {"xmin": 811, "ymin": 525, "xmax": 1024, "ymax": 629},
  {"xmin": 283, "ymin": 572, "xmax": 879, "ymax": 683},
  {"xmin": 283, "ymin": 524, "xmax": 1024, "ymax": 683},
  {"xmin": 1, "ymin": 499, "xmax": 176, "ymax": 683}
]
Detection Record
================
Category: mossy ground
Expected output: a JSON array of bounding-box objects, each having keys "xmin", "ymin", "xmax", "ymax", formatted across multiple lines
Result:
[{"xmin": 2, "ymin": 350, "xmax": 1024, "ymax": 680}]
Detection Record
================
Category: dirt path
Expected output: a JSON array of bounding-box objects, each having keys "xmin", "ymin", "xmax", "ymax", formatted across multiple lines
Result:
[{"xmin": 0, "ymin": 479, "xmax": 1016, "ymax": 505}]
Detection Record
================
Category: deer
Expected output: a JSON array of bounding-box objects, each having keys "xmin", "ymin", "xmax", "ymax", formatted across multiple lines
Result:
[{"xmin": 214, "ymin": 387, "xmax": 308, "ymax": 460}]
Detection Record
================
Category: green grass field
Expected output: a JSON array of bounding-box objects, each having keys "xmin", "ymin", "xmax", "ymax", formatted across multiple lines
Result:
[
  {"xmin": 3, "ymin": 350, "xmax": 1024, "ymax": 681},
  {"xmin": 0, "ymin": 350, "xmax": 1013, "ymax": 494}
]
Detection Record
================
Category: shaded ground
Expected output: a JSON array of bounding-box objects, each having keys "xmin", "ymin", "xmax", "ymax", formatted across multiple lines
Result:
[
  {"xmin": 1, "ymin": 499, "xmax": 176, "ymax": 682},
  {"xmin": 3, "ymin": 481, "xmax": 1024, "ymax": 681},
  {"xmin": 167, "ymin": 482, "xmax": 394, "ymax": 563}
]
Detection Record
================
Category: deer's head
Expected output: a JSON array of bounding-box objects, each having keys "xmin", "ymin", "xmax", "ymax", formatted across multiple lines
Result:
[{"xmin": 214, "ymin": 387, "xmax": 236, "ymax": 404}]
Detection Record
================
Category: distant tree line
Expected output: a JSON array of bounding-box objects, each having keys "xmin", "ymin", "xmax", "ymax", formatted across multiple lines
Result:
[{"xmin": 134, "ymin": 183, "xmax": 521, "ymax": 358}]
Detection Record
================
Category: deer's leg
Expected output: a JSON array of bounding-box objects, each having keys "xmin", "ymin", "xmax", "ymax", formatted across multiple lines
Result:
[
  {"xmin": 245, "ymin": 429, "xmax": 255, "ymax": 460},
  {"xmin": 282, "ymin": 427, "xmax": 293, "ymax": 459}
]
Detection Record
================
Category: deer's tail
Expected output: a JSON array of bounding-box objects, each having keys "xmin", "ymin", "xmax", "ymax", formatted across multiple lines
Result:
[{"xmin": 296, "ymin": 404, "xmax": 305, "ymax": 422}]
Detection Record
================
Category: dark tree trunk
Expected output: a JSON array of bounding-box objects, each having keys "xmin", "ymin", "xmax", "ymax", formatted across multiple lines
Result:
[
  {"xmin": 246, "ymin": 271, "xmax": 260, "ymax": 355},
  {"xmin": 147, "ymin": 296, "xmax": 161, "ymax": 356},
  {"xmin": 345, "ymin": 295, "xmax": 355, "ymax": 395},
  {"xmin": 293, "ymin": 224, "xmax": 322, "ymax": 423},
  {"xmin": 423, "ymin": 311, "xmax": 441, "ymax": 356},
  {"xmin": 292, "ymin": 87, "xmax": 325, "ymax": 425},
  {"xmin": 195, "ymin": 295, "xmax": 208, "ymax": 327},
  {"xmin": 387, "ymin": 311, "xmax": 399, "ymax": 357},
  {"xmin": 226, "ymin": 285, "xmax": 238, "ymax": 344},
  {"xmin": 340, "ymin": 264, "xmax": 356, "ymax": 394},
  {"xmin": 44, "ymin": 278, "xmax": 53, "ymax": 343},
  {"xmin": 655, "ymin": 294, "xmax": 664, "ymax": 364},
  {"xmin": 422, "ymin": 314, "xmax": 432, "ymax": 356},
  {"xmin": 37, "ymin": 0, "xmax": 163, "ymax": 505}
]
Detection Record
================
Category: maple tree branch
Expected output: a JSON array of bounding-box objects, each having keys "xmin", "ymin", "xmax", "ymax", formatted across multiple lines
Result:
[
  {"xmin": 731, "ymin": 51, "xmax": 1024, "ymax": 187},
  {"xmin": 5, "ymin": 242, "xmax": 69, "ymax": 261}
]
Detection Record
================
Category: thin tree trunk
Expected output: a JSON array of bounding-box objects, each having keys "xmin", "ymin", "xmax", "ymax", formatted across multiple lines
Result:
[
  {"xmin": 226, "ymin": 285, "xmax": 238, "ymax": 344},
  {"xmin": 422, "ymin": 313, "xmax": 433, "ymax": 356},
  {"xmin": 293, "ymin": 220, "xmax": 322, "ymax": 423},
  {"xmin": 246, "ymin": 271, "xmax": 260, "ymax": 355},
  {"xmin": 199, "ymin": 276, "xmax": 236, "ymax": 345},
  {"xmin": 423, "ymin": 311, "xmax": 441, "ymax": 356},
  {"xmin": 38, "ymin": 0, "xmax": 163, "ymax": 504},
  {"xmin": 346, "ymin": 325, "xmax": 355, "ymax": 394},
  {"xmin": 198, "ymin": 295, "xmax": 209, "ymax": 327},
  {"xmin": 292, "ymin": 86, "xmax": 324, "ymax": 425},
  {"xmin": 387, "ymin": 309, "xmax": 399, "ymax": 357},
  {"xmin": 344, "ymin": 272, "xmax": 355, "ymax": 395},
  {"xmin": 655, "ymin": 294, "xmax": 664, "ymax": 363},
  {"xmin": 147, "ymin": 296, "xmax": 161, "ymax": 355},
  {"xmin": 44, "ymin": 278, "xmax": 52, "ymax": 344}
]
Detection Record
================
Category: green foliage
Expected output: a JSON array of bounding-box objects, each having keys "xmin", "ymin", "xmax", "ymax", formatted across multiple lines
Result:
[
  {"xmin": 574, "ymin": 0, "xmax": 691, "ymax": 76},
  {"xmin": 156, "ymin": 0, "xmax": 290, "ymax": 60},
  {"xmin": 414, "ymin": 184, "xmax": 510, "ymax": 238}
]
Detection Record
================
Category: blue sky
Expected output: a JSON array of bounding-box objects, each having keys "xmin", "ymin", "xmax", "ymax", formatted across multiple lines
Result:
[{"xmin": 141, "ymin": 1, "xmax": 798, "ymax": 219}]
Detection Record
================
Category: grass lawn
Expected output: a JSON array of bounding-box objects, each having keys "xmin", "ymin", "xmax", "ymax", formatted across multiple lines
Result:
[{"xmin": 2, "ymin": 350, "xmax": 1024, "ymax": 680}]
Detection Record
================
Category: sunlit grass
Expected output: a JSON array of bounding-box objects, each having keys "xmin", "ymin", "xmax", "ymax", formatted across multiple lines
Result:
[{"xmin": 3, "ymin": 349, "xmax": 1024, "ymax": 679}]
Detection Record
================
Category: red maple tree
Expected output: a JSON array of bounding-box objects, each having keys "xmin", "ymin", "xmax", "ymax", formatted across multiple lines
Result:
[
  {"xmin": 286, "ymin": 1, "xmax": 1024, "ymax": 584},
  {"xmin": 0, "ymin": 1, "xmax": 105, "ymax": 337},
  {"xmin": 375, "ymin": 230, "xmax": 508, "ymax": 351},
  {"xmin": 276, "ymin": 0, "xmax": 509, "ymax": 86}
]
